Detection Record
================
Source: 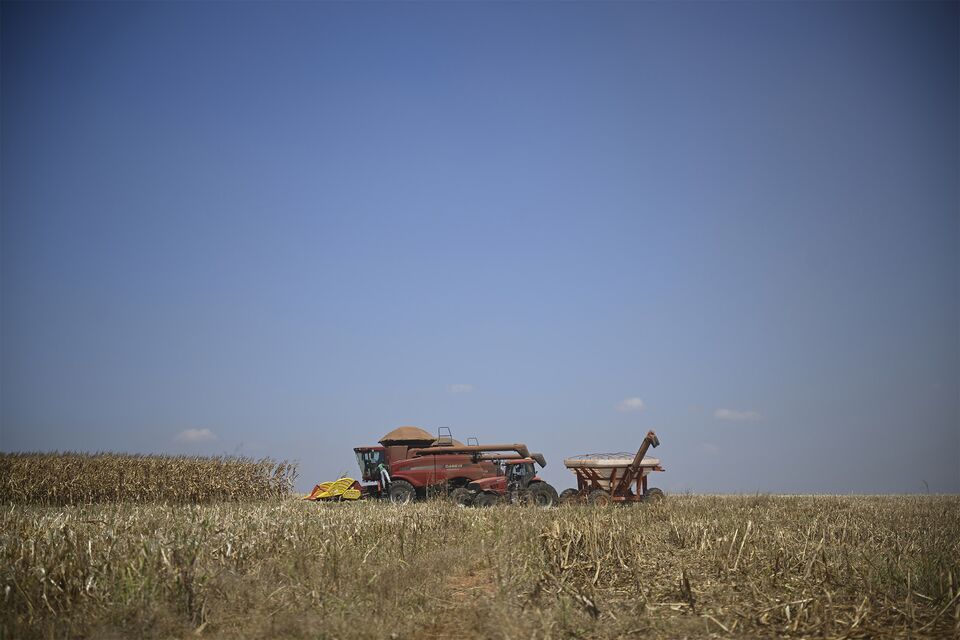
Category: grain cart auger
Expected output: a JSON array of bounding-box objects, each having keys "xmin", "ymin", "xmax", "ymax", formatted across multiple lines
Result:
[{"xmin": 559, "ymin": 430, "xmax": 665, "ymax": 505}]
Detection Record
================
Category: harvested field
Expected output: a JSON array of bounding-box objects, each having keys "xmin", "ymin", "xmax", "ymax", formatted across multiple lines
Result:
[
  {"xmin": 0, "ymin": 452, "xmax": 298, "ymax": 504},
  {"xmin": 2, "ymin": 495, "xmax": 958, "ymax": 639}
]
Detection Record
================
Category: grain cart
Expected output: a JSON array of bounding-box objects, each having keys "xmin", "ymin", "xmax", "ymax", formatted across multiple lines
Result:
[
  {"xmin": 465, "ymin": 456, "xmax": 559, "ymax": 507},
  {"xmin": 353, "ymin": 426, "xmax": 547, "ymax": 504},
  {"xmin": 560, "ymin": 430, "xmax": 665, "ymax": 505}
]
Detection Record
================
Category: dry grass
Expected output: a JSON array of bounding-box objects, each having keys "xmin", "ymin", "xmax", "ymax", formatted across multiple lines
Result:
[
  {"xmin": 0, "ymin": 452, "xmax": 297, "ymax": 504},
  {"xmin": 2, "ymin": 495, "xmax": 958, "ymax": 639}
]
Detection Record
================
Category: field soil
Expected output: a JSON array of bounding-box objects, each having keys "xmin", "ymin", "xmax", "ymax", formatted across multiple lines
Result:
[{"xmin": 2, "ymin": 495, "xmax": 958, "ymax": 639}]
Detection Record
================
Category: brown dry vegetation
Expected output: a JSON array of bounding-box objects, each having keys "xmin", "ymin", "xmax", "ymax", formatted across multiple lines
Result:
[
  {"xmin": 2, "ymin": 495, "xmax": 958, "ymax": 639},
  {"xmin": 0, "ymin": 452, "xmax": 298, "ymax": 504}
]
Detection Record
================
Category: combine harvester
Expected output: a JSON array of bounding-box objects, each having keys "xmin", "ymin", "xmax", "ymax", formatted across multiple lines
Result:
[
  {"xmin": 352, "ymin": 426, "xmax": 558, "ymax": 506},
  {"xmin": 559, "ymin": 430, "xmax": 665, "ymax": 505}
]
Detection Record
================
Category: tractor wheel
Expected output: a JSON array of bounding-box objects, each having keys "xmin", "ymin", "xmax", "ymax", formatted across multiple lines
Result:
[
  {"xmin": 449, "ymin": 487, "xmax": 474, "ymax": 507},
  {"xmin": 588, "ymin": 489, "xmax": 613, "ymax": 506},
  {"xmin": 474, "ymin": 491, "xmax": 501, "ymax": 507},
  {"xmin": 643, "ymin": 487, "xmax": 665, "ymax": 502},
  {"xmin": 523, "ymin": 482, "xmax": 559, "ymax": 507},
  {"xmin": 388, "ymin": 480, "xmax": 416, "ymax": 504},
  {"xmin": 558, "ymin": 488, "xmax": 580, "ymax": 505}
]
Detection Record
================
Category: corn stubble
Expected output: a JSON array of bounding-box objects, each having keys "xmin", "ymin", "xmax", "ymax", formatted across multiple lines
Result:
[{"xmin": 2, "ymin": 494, "xmax": 958, "ymax": 638}]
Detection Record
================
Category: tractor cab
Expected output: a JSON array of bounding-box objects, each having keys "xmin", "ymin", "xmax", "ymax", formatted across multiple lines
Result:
[
  {"xmin": 471, "ymin": 457, "xmax": 538, "ymax": 492},
  {"xmin": 503, "ymin": 459, "xmax": 537, "ymax": 492}
]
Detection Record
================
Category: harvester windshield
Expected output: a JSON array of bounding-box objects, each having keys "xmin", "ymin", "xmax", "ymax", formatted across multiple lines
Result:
[{"xmin": 354, "ymin": 448, "xmax": 385, "ymax": 482}]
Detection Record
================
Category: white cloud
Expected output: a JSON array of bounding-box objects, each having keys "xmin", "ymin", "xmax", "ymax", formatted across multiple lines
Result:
[
  {"xmin": 447, "ymin": 383, "xmax": 474, "ymax": 393},
  {"xmin": 713, "ymin": 408, "xmax": 762, "ymax": 422},
  {"xmin": 701, "ymin": 442, "xmax": 721, "ymax": 455},
  {"xmin": 617, "ymin": 397, "xmax": 645, "ymax": 412},
  {"xmin": 175, "ymin": 428, "xmax": 217, "ymax": 443}
]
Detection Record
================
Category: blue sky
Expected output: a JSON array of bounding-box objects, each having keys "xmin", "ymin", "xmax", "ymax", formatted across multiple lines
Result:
[{"xmin": 2, "ymin": 1, "xmax": 957, "ymax": 493}]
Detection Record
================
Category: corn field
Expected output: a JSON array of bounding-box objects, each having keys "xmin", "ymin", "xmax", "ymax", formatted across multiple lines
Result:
[
  {"xmin": 0, "ymin": 452, "xmax": 298, "ymax": 504},
  {"xmin": 2, "ymin": 495, "xmax": 958, "ymax": 639}
]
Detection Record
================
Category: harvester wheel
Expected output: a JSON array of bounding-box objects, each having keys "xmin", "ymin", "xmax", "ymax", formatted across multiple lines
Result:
[
  {"xmin": 388, "ymin": 480, "xmax": 416, "ymax": 504},
  {"xmin": 449, "ymin": 487, "xmax": 474, "ymax": 507},
  {"xmin": 643, "ymin": 487, "xmax": 665, "ymax": 502},
  {"xmin": 523, "ymin": 482, "xmax": 559, "ymax": 507},
  {"xmin": 474, "ymin": 492, "xmax": 501, "ymax": 507},
  {"xmin": 588, "ymin": 490, "xmax": 613, "ymax": 506},
  {"xmin": 558, "ymin": 488, "xmax": 579, "ymax": 504}
]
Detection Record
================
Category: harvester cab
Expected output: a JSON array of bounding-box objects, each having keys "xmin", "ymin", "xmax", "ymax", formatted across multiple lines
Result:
[{"xmin": 354, "ymin": 447, "xmax": 386, "ymax": 483}]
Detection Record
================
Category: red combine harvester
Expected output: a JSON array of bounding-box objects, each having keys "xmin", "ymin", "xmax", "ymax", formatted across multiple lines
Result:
[{"xmin": 353, "ymin": 426, "xmax": 550, "ymax": 504}]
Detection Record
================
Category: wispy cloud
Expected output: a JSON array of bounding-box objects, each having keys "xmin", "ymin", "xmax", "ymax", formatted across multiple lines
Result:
[
  {"xmin": 447, "ymin": 383, "xmax": 474, "ymax": 393},
  {"xmin": 617, "ymin": 397, "xmax": 645, "ymax": 412},
  {"xmin": 713, "ymin": 408, "xmax": 762, "ymax": 422},
  {"xmin": 701, "ymin": 442, "xmax": 721, "ymax": 455},
  {"xmin": 175, "ymin": 428, "xmax": 217, "ymax": 443}
]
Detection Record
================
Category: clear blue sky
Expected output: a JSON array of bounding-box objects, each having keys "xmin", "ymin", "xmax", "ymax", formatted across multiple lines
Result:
[{"xmin": 2, "ymin": 1, "xmax": 957, "ymax": 493}]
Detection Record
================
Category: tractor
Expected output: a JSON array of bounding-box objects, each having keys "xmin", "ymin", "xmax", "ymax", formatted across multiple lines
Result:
[{"xmin": 464, "ymin": 456, "xmax": 559, "ymax": 507}]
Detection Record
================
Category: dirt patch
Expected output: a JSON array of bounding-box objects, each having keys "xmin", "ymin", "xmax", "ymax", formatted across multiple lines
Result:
[{"xmin": 445, "ymin": 568, "xmax": 498, "ymax": 598}]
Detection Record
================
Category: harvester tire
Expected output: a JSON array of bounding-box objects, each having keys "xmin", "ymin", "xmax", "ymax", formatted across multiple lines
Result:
[
  {"xmin": 523, "ymin": 482, "xmax": 558, "ymax": 507},
  {"xmin": 588, "ymin": 490, "xmax": 613, "ymax": 506},
  {"xmin": 449, "ymin": 487, "xmax": 474, "ymax": 507},
  {"xmin": 643, "ymin": 487, "xmax": 665, "ymax": 502},
  {"xmin": 388, "ymin": 480, "xmax": 416, "ymax": 504},
  {"xmin": 475, "ymin": 492, "xmax": 501, "ymax": 507},
  {"xmin": 558, "ymin": 488, "xmax": 579, "ymax": 504}
]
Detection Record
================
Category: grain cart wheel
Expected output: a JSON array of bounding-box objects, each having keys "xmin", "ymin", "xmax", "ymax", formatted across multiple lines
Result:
[
  {"xmin": 588, "ymin": 489, "xmax": 613, "ymax": 506},
  {"xmin": 558, "ymin": 488, "xmax": 579, "ymax": 505},
  {"xmin": 388, "ymin": 480, "xmax": 416, "ymax": 504},
  {"xmin": 523, "ymin": 482, "xmax": 559, "ymax": 507},
  {"xmin": 449, "ymin": 487, "xmax": 474, "ymax": 507},
  {"xmin": 643, "ymin": 487, "xmax": 665, "ymax": 502},
  {"xmin": 474, "ymin": 492, "xmax": 501, "ymax": 507}
]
